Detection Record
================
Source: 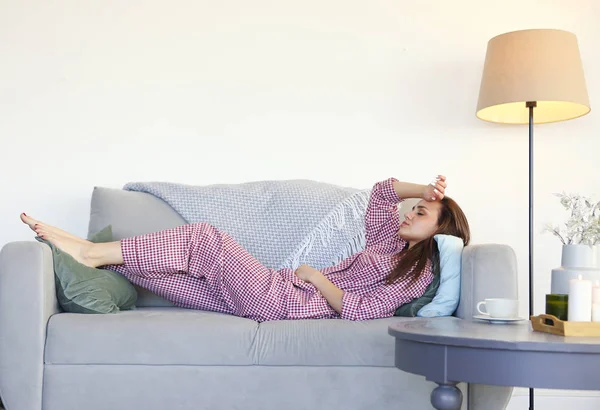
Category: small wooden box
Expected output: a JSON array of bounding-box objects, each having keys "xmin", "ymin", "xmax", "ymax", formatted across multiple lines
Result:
[{"xmin": 530, "ymin": 314, "xmax": 600, "ymax": 337}]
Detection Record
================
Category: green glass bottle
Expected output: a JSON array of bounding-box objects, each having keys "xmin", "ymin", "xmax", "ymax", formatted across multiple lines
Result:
[{"xmin": 545, "ymin": 294, "xmax": 569, "ymax": 321}]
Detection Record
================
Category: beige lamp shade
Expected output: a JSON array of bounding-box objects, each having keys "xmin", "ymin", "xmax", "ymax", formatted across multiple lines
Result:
[{"xmin": 476, "ymin": 29, "xmax": 590, "ymax": 124}]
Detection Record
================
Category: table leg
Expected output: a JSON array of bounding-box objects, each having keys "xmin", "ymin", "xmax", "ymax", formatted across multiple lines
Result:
[{"xmin": 430, "ymin": 382, "xmax": 462, "ymax": 410}]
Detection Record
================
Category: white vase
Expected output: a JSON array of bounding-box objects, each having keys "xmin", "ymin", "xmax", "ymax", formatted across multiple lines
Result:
[
  {"xmin": 551, "ymin": 244, "xmax": 600, "ymax": 294},
  {"xmin": 561, "ymin": 244, "xmax": 593, "ymax": 268}
]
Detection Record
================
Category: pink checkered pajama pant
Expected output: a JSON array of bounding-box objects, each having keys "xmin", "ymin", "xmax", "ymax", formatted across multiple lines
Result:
[{"xmin": 106, "ymin": 222, "xmax": 292, "ymax": 322}]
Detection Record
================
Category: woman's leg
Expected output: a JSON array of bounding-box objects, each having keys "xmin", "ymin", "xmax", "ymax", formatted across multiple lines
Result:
[
  {"xmin": 21, "ymin": 214, "xmax": 289, "ymax": 321},
  {"xmin": 21, "ymin": 213, "xmax": 219, "ymax": 277},
  {"xmin": 106, "ymin": 223, "xmax": 290, "ymax": 320},
  {"xmin": 114, "ymin": 223, "xmax": 224, "ymax": 279},
  {"xmin": 108, "ymin": 263, "xmax": 232, "ymax": 314}
]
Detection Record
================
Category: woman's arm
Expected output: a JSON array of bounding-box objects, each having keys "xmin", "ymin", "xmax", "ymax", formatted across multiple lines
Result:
[
  {"xmin": 341, "ymin": 266, "xmax": 434, "ymax": 321},
  {"xmin": 294, "ymin": 262, "xmax": 434, "ymax": 320},
  {"xmin": 363, "ymin": 178, "xmax": 405, "ymax": 247},
  {"xmin": 392, "ymin": 175, "xmax": 444, "ymax": 201},
  {"xmin": 295, "ymin": 265, "xmax": 343, "ymax": 313},
  {"xmin": 391, "ymin": 180, "xmax": 429, "ymax": 200},
  {"xmin": 310, "ymin": 273, "xmax": 343, "ymax": 313}
]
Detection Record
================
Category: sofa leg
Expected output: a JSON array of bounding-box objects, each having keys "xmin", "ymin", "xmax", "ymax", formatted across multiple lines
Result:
[{"xmin": 431, "ymin": 382, "xmax": 463, "ymax": 410}]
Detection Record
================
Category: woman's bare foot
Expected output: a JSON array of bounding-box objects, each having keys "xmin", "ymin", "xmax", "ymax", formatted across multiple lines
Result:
[
  {"xmin": 20, "ymin": 213, "xmax": 87, "ymax": 243},
  {"xmin": 20, "ymin": 213, "xmax": 99, "ymax": 268}
]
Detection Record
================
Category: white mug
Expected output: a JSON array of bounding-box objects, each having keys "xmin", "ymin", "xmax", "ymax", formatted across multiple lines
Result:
[{"xmin": 476, "ymin": 298, "xmax": 518, "ymax": 318}]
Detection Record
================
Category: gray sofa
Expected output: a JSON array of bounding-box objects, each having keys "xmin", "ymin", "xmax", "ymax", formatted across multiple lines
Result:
[{"xmin": 0, "ymin": 186, "xmax": 518, "ymax": 410}]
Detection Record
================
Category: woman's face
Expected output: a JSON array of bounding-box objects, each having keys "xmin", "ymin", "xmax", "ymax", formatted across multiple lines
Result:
[{"xmin": 398, "ymin": 200, "xmax": 441, "ymax": 247}]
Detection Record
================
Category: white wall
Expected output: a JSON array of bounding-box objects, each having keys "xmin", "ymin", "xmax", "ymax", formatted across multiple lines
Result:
[{"xmin": 1, "ymin": 0, "xmax": 599, "ymax": 407}]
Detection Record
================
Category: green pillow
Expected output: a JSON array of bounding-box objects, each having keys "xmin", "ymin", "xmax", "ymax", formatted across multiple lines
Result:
[
  {"xmin": 394, "ymin": 269, "xmax": 441, "ymax": 317},
  {"xmin": 35, "ymin": 225, "xmax": 137, "ymax": 314}
]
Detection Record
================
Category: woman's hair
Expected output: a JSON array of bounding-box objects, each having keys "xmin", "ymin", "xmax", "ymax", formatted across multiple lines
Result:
[{"xmin": 385, "ymin": 196, "xmax": 471, "ymax": 285}]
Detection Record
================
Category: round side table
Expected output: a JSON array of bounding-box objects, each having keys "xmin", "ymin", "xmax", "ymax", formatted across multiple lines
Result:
[{"xmin": 389, "ymin": 317, "xmax": 600, "ymax": 410}]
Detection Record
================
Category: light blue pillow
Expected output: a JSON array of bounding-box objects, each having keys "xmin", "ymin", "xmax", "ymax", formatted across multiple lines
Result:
[{"xmin": 416, "ymin": 234, "xmax": 464, "ymax": 317}]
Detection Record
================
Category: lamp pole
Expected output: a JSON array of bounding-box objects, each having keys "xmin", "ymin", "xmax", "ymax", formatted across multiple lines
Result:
[
  {"xmin": 527, "ymin": 100, "xmax": 536, "ymax": 318},
  {"xmin": 526, "ymin": 100, "xmax": 536, "ymax": 410}
]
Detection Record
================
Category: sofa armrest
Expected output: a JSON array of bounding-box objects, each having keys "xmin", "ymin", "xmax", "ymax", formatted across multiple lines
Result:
[
  {"xmin": 455, "ymin": 243, "xmax": 518, "ymax": 320},
  {"xmin": 0, "ymin": 241, "xmax": 60, "ymax": 410},
  {"xmin": 454, "ymin": 244, "xmax": 518, "ymax": 410}
]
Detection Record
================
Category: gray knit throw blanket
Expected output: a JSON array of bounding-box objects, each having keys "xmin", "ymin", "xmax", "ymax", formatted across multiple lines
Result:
[{"xmin": 124, "ymin": 180, "xmax": 372, "ymax": 270}]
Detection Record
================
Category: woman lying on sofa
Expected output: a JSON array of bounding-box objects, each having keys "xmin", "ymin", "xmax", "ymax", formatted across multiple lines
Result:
[{"xmin": 20, "ymin": 175, "xmax": 470, "ymax": 322}]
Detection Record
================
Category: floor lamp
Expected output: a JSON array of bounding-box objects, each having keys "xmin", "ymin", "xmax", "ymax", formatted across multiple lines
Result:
[{"xmin": 475, "ymin": 29, "xmax": 590, "ymax": 410}]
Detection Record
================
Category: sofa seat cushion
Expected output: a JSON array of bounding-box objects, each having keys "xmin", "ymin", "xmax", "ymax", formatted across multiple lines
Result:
[
  {"xmin": 254, "ymin": 317, "xmax": 408, "ymax": 367},
  {"xmin": 45, "ymin": 308, "xmax": 259, "ymax": 365},
  {"xmin": 46, "ymin": 307, "xmax": 411, "ymax": 367}
]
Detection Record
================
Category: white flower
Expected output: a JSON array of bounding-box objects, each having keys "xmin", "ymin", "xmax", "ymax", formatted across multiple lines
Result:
[{"xmin": 543, "ymin": 193, "xmax": 600, "ymax": 245}]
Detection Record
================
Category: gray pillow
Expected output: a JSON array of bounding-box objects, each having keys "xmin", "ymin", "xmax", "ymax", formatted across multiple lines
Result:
[{"xmin": 35, "ymin": 225, "xmax": 137, "ymax": 314}]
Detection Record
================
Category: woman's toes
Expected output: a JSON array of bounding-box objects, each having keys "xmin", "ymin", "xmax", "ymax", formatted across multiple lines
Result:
[
  {"xmin": 21, "ymin": 214, "xmax": 89, "ymax": 246},
  {"xmin": 20, "ymin": 213, "xmax": 39, "ymax": 230}
]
